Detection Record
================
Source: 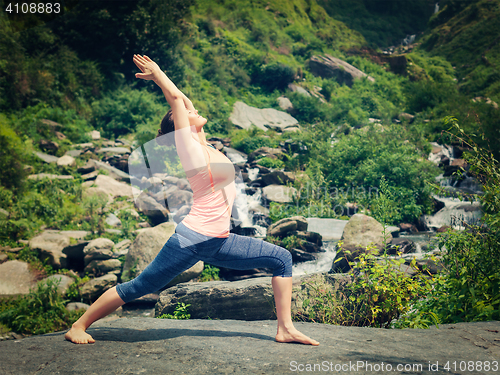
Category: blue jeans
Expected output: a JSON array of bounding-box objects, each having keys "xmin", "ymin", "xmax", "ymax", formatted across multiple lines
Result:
[{"xmin": 116, "ymin": 221, "xmax": 292, "ymax": 303}]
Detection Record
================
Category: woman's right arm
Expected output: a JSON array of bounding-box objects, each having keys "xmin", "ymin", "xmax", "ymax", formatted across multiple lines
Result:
[{"xmin": 133, "ymin": 55, "xmax": 205, "ymax": 173}]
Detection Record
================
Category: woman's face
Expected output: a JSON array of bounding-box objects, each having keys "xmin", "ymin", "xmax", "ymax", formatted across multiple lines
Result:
[{"xmin": 187, "ymin": 109, "xmax": 207, "ymax": 130}]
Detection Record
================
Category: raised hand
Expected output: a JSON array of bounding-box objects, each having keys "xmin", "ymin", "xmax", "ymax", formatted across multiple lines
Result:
[{"xmin": 133, "ymin": 54, "xmax": 161, "ymax": 81}]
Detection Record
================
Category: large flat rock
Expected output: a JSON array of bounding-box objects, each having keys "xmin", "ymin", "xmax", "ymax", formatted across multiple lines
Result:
[{"xmin": 0, "ymin": 318, "xmax": 498, "ymax": 374}]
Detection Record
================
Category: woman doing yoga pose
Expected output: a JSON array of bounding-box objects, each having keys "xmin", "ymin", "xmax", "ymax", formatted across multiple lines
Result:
[{"xmin": 65, "ymin": 54, "xmax": 319, "ymax": 346}]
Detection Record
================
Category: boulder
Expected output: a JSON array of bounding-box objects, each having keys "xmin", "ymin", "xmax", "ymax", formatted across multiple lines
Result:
[
  {"xmin": 82, "ymin": 186, "xmax": 112, "ymax": 205},
  {"xmin": 38, "ymin": 274, "xmax": 74, "ymax": 294},
  {"xmin": 260, "ymin": 171, "xmax": 294, "ymax": 186},
  {"xmin": 277, "ymin": 96, "xmax": 293, "ymax": 112},
  {"xmin": 330, "ymin": 214, "xmax": 392, "ymax": 273},
  {"xmin": 93, "ymin": 160, "xmax": 131, "ymax": 182},
  {"xmin": 262, "ymin": 184, "xmax": 297, "ymax": 203},
  {"xmin": 81, "ymin": 273, "xmax": 117, "ymax": 301},
  {"xmin": 122, "ymin": 222, "xmax": 176, "ymax": 282},
  {"xmin": 29, "ymin": 231, "xmax": 71, "ymax": 269},
  {"xmin": 156, "ymin": 277, "xmax": 277, "ymax": 320},
  {"xmin": 56, "ymin": 155, "xmax": 76, "ymax": 167},
  {"xmin": 93, "ymin": 174, "xmax": 134, "ymax": 199},
  {"xmin": 85, "ymin": 259, "xmax": 122, "ymax": 276},
  {"xmin": 113, "ymin": 239, "xmax": 132, "ymax": 256},
  {"xmin": 33, "ymin": 151, "xmax": 58, "ymax": 164},
  {"xmin": 229, "ymin": 101, "xmax": 299, "ymax": 132},
  {"xmin": 267, "ymin": 216, "xmax": 308, "ymax": 237},
  {"xmin": 134, "ymin": 193, "xmax": 169, "ymax": 225},
  {"xmin": 105, "ymin": 213, "xmax": 122, "ymax": 227},
  {"xmin": 309, "ymin": 55, "xmax": 375, "ymax": 87},
  {"xmin": 77, "ymin": 159, "xmax": 96, "ymax": 174},
  {"xmin": 89, "ymin": 130, "xmax": 100, "ymax": 140},
  {"xmin": 83, "ymin": 238, "xmax": 115, "ymax": 266},
  {"xmin": 0, "ymin": 261, "xmax": 38, "ymax": 296}
]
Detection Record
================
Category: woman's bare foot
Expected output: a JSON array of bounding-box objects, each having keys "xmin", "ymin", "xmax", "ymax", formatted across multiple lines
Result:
[
  {"xmin": 276, "ymin": 325, "xmax": 319, "ymax": 346},
  {"xmin": 65, "ymin": 325, "xmax": 95, "ymax": 344}
]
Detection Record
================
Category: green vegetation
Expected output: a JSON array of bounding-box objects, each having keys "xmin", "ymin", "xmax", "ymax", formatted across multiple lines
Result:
[
  {"xmin": 157, "ymin": 302, "xmax": 191, "ymax": 320},
  {"xmin": 199, "ymin": 264, "xmax": 220, "ymax": 282},
  {"xmin": 0, "ymin": 279, "xmax": 85, "ymax": 335},
  {"xmin": 294, "ymin": 241, "xmax": 434, "ymax": 328}
]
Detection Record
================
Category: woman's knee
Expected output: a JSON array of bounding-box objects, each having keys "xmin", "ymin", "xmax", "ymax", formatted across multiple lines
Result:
[{"xmin": 273, "ymin": 245, "xmax": 293, "ymax": 278}]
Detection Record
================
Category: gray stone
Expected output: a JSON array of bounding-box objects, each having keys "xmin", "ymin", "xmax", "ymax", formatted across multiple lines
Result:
[
  {"xmin": 33, "ymin": 151, "xmax": 59, "ymax": 163},
  {"xmin": 105, "ymin": 213, "xmax": 122, "ymax": 227},
  {"xmin": 89, "ymin": 130, "xmax": 100, "ymax": 140},
  {"xmin": 267, "ymin": 216, "xmax": 308, "ymax": 237},
  {"xmin": 56, "ymin": 155, "xmax": 76, "ymax": 167},
  {"xmin": 260, "ymin": 170, "xmax": 294, "ymax": 186},
  {"xmin": 0, "ymin": 253, "xmax": 8, "ymax": 264},
  {"xmin": 134, "ymin": 193, "xmax": 169, "ymax": 225},
  {"xmin": 229, "ymin": 101, "xmax": 298, "ymax": 132},
  {"xmin": 85, "ymin": 259, "xmax": 122, "ymax": 276},
  {"xmin": 309, "ymin": 55, "xmax": 375, "ymax": 87},
  {"xmin": 0, "ymin": 261, "xmax": 37, "ymax": 296},
  {"xmin": 77, "ymin": 159, "xmax": 96, "ymax": 174},
  {"xmin": 262, "ymin": 184, "xmax": 297, "ymax": 203},
  {"xmin": 64, "ymin": 149, "xmax": 82, "ymax": 158},
  {"xmin": 0, "ymin": 318, "xmax": 498, "ymax": 374},
  {"xmin": 82, "ymin": 186, "xmax": 112, "ymax": 205},
  {"xmin": 113, "ymin": 239, "xmax": 132, "ymax": 256},
  {"xmin": 307, "ymin": 217, "xmax": 349, "ymax": 241},
  {"xmin": 29, "ymin": 231, "xmax": 71, "ymax": 269},
  {"xmin": 83, "ymin": 238, "xmax": 115, "ymax": 265},
  {"xmin": 81, "ymin": 273, "xmax": 117, "ymax": 300},
  {"xmin": 122, "ymin": 222, "xmax": 176, "ymax": 282},
  {"xmin": 93, "ymin": 160, "xmax": 131, "ymax": 182},
  {"xmin": 96, "ymin": 147, "xmax": 130, "ymax": 155},
  {"xmin": 288, "ymin": 83, "xmax": 311, "ymax": 96},
  {"xmin": 156, "ymin": 277, "xmax": 277, "ymax": 320},
  {"xmin": 331, "ymin": 214, "xmax": 392, "ymax": 273},
  {"xmin": 81, "ymin": 170, "xmax": 99, "ymax": 181},
  {"xmin": 38, "ymin": 274, "xmax": 74, "ymax": 294},
  {"xmin": 93, "ymin": 174, "xmax": 134, "ymax": 199},
  {"xmin": 277, "ymin": 96, "xmax": 293, "ymax": 111}
]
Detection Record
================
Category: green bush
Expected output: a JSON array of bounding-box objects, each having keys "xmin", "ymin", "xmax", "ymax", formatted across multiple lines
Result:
[
  {"xmin": 199, "ymin": 264, "xmax": 220, "ymax": 282},
  {"xmin": 157, "ymin": 302, "xmax": 191, "ymax": 320},
  {"xmin": 257, "ymin": 157, "xmax": 285, "ymax": 169},
  {"xmin": 399, "ymin": 118, "xmax": 500, "ymax": 324},
  {"xmin": 294, "ymin": 241, "xmax": 433, "ymax": 328},
  {"xmin": 0, "ymin": 114, "xmax": 30, "ymax": 193},
  {"xmin": 0, "ymin": 279, "xmax": 85, "ymax": 335},
  {"xmin": 254, "ymin": 62, "xmax": 295, "ymax": 92},
  {"xmin": 91, "ymin": 87, "xmax": 164, "ymax": 139}
]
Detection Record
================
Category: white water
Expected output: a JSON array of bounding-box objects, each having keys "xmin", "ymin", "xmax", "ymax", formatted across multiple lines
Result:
[{"xmin": 292, "ymin": 241, "xmax": 338, "ymax": 276}]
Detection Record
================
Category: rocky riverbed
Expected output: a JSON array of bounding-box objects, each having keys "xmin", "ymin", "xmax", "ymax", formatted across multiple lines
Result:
[{"xmin": 0, "ymin": 318, "xmax": 498, "ymax": 374}]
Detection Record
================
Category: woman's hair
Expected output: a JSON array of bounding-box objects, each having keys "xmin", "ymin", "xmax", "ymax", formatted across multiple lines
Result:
[{"xmin": 155, "ymin": 109, "xmax": 175, "ymax": 147}]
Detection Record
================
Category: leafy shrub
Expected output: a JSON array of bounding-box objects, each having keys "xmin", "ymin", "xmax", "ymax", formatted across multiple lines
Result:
[
  {"xmin": 157, "ymin": 302, "xmax": 191, "ymax": 320},
  {"xmin": 230, "ymin": 127, "xmax": 279, "ymax": 155},
  {"xmin": 0, "ymin": 279, "xmax": 84, "ymax": 335},
  {"xmin": 254, "ymin": 63, "xmax": 295, "ymax": 92},
  {"xmin": 0, "ymin": 115, "xmax": 30, "ymax": 193},
  {"xmin": 91, "ymin": 88, "xmax": 164, "ymax": 139},
  {"xmin": 199, "ymin": 264, "xmax": 220, "ymax": 282},
  {"xmin": 399, "ymin": 117, "xmax": 500, "ymax": 324},
  {"xmin": 294, "ymin": 241, "xmax": 433, "ymax": 328},
  {"xmin": 257, "ymin": 157, "xmax": 285, "ymax": 169}
]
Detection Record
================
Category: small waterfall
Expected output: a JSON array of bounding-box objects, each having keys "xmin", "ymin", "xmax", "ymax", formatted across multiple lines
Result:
[
  {"xmin": 424, "ymin": 196, "xmax": 483, "ymax": 230},
  {"xmin": 434, "ymin": 2, "xmax": 439, "ymax": 14},
  {"xmin": 293, "ymin": 241, "xmax": 338, "ymax": 276}
]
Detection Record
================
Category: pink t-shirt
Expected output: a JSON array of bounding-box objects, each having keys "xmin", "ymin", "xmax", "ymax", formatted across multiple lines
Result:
[{"xmin": 181, "ymin": 144, "xmax": 236, "ymax": 237}]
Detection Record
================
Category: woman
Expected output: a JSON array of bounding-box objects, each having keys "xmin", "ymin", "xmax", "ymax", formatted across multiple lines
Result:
[{"xmin": 65, "ymin": 55, "xmax": 319, "ymax": 346}]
